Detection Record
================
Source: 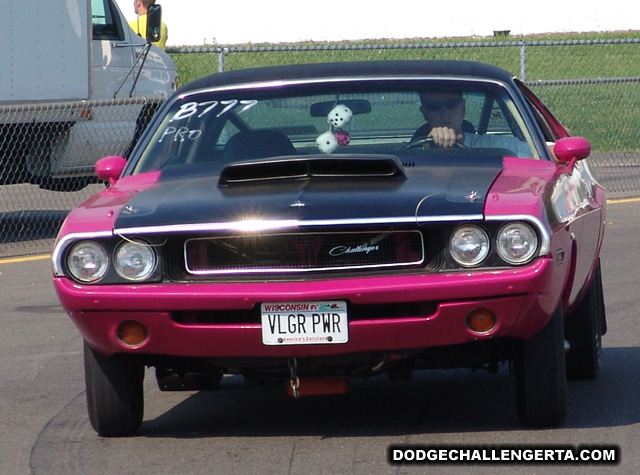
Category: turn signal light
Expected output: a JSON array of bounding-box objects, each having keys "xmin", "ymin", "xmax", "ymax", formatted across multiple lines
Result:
[
  {"xmin": 466, "ymin": 308, "xmax": 497, "ymax": 334},
  {"xmin": 117, "ymin": 321, "xmax": 148, "ymax": 347}
]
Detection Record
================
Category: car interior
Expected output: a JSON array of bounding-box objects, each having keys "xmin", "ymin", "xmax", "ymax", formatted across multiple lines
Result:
[{"xmin": 133, "ymin": 85, "xmax": 540, "ymax": 177}]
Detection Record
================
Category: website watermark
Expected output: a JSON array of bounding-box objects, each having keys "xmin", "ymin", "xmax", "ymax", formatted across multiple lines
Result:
[{"xmin": 388, "ymin": 444, "xmax": 619, "ymax": 465}]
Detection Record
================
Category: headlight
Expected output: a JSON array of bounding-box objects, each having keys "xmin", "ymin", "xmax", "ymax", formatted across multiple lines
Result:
[
  {"xmin": 114, "ymin": 239, "xmax": 157, "ymax": 281},
  {"xmin": 450, "ymin": 225, "xmax": 489, "ymax": 267},
  {"xmin": 66, "ymin": 241, "xmax": 109, "ymax": 283},
  {"xmin": 497, "ymin": 222, "xmax": 538, "ymax": 264}
]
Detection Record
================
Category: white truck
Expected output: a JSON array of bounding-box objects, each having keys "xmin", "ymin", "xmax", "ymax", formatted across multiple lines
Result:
[{"xmin": 0, "ymin": 0, "xmax": 177, "ymax": 190}]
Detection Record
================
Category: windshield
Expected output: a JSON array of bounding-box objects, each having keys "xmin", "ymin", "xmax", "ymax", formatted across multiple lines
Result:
[{"xmin": 131, "ymin": 80, "xmax": 538, "ymax": 175}]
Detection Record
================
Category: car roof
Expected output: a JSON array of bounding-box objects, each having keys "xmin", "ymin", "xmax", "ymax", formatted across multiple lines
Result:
[{"xmin": 178, "ymin": 60, "xmax": 516, "ymax": 94}]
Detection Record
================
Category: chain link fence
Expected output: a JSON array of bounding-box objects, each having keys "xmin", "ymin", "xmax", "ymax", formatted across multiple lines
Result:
[
  {"xmin": 0, "ymin": 97, "xmax": 161, "ymax": 256},
  {"xmin": 2, "ymin": 38, "xmax": 639, "ymax": 256}
]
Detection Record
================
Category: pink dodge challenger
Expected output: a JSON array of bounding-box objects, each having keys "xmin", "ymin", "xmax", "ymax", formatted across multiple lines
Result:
[{"xmin": 52, "ymin": 60, "xmax": 606, "ymax": 436}]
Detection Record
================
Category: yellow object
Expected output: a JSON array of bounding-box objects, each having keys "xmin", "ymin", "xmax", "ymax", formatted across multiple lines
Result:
[{"xmin": 129, "ymin": 14, "xmax": 168, "ymax": 50}]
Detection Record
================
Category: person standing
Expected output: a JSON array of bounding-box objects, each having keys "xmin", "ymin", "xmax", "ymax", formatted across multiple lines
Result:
[{"xmin": 129, "ymin": 0, "xmax": 168, "ymax": 50}]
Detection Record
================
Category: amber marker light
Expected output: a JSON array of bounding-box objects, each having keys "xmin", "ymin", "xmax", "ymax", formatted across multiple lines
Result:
[
  {"xmin": 466, "ymin": 308, "xmax": 497, "ymax": 334},
  {"xmin": 117, "ymin": 321, "xmax": 149, "ymax": 347}
]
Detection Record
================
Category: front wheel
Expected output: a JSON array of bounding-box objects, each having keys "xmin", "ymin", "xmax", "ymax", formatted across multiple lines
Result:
[
  {"xmin": 565, "ymin": 260, "xmax": 605, "ymax": 380},
  {"xmin": 513, "ymin": 305, "xmax": 568, "ymax": 427},
  {"xmin": 84, "ymin": 342, "xmax": 144, "ymax": 437}
]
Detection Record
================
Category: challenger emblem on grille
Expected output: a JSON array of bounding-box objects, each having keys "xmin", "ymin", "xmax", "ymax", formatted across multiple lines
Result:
[{"xmin": 329, "ymin": 244, "xmax": 380, "ymax": 256}]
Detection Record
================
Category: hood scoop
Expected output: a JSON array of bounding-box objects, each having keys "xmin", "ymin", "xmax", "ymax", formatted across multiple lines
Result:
[{"xmin": 219, "ymin": 155, "xmax": 406, "ymax": 185}]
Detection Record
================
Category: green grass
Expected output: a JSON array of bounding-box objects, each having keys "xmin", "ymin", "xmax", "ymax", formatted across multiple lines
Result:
[
  {"xmin": 530, "ymin": 82, "xmax": 640, "ymax": 152},
  {"xmin": 168, "ymin": 32, "xmax": 640, "ymax": 153}
]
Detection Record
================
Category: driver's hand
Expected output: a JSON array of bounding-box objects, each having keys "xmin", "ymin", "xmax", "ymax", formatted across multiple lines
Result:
[{"xmin": 429, "ymin": 127, "xmax": 464, "ymax": 148}]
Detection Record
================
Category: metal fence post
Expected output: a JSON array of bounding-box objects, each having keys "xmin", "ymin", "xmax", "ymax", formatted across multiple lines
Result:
[
  {"xmin": 519, "ymin": 41, "xmax": 527, "ymax": 81},
  {"xmin": 217, "ymin": 48, "xmax": 227, "ymax": 73}
]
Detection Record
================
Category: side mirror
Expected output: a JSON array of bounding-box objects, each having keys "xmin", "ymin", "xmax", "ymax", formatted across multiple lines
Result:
[
  {"xmin": 146, "ymin": 4, "xmax": 162, "ymax": 43},
  {"xmin": 95, "ymin": 156, "xmax": 127, "ymax": 185},
  {"xmin": 553, "ymin": 136, "xmax": 591, "ymax": 164}
]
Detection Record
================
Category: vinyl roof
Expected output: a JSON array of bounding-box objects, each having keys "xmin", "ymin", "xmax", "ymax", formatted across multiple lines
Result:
[{"xmin": 178, "ymin": 60, "xmax": 515, "ymax": 94}]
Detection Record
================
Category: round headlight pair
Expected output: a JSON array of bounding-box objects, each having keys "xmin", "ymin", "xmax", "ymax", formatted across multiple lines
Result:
[
  {"xmin": 449, "ymin": 223, "xmax": 538, "ymax": 267},
  {"xmin": 66, "ymin": 239, "xmax": 156, "ymax": 283}
]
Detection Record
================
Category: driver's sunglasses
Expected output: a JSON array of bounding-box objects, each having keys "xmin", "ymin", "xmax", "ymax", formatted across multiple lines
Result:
[{"xmin": 422, "ymin": 97, "xmax": 464, "ymax": 112}]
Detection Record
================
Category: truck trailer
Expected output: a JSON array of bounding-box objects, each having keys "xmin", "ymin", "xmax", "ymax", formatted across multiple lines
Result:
[{"xmin": 0, "ymin": 0, "xmax": 177, "ymax": 191}]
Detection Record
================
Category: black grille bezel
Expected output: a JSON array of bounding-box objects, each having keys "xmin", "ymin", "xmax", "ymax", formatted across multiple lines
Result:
[{"xmin": 183, "ymin": 230, "xmax": 425, "ymax": 276}]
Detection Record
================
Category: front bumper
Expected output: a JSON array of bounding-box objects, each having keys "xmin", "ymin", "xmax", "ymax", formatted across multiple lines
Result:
[{"xmin": 55, "ymin": 257, "xmax": 564, "ymax": 358}]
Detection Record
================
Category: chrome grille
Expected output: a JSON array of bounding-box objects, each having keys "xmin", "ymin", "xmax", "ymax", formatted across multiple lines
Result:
[{"xmin": 184, "ymin": 230, "xmax": 424, "ymax": 275}]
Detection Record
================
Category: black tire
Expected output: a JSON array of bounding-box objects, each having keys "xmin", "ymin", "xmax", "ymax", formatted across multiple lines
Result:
[
  {"xmin": 84, "ymin": 341, "xmax": 144, "ymax": 437},
  {"xmin": 514, "ymin": 305, "xmax": 568, "ymax": 427},
  {"xmin": 565, "ymin": 260, "xmax": 605, "ymax": 380},
  {"xmin": 36, "ymin": 176, "xmax": 91, "ymax": 192}
]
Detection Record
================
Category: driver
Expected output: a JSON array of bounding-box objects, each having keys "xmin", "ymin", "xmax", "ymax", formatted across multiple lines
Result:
[{"xmin": 415, "ymin": 90, "xmax": 532, "ymax": 157}]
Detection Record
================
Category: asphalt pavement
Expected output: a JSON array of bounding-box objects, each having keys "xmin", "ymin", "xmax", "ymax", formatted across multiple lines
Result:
[{"xmin": 1, "ymin": 199, "xmax": 639, "ymax": 474}]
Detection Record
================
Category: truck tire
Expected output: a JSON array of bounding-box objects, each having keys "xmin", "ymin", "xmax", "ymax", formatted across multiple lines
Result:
[
  {"xmin": 565, "ymin": 260, "xmax": 605, "ymax": 380},
  {"xmin": 84, "ymin": 341, "xmax": 144, "ymax": 437},
  {"xmin": 513, "ymin": 305, "xmax": 568, "ymax": 427},
  {"xmin": 24, "ymin": 122, "xmax": 90, "ymax": 191},
  {"xmin": 0, "ymin": 124, "xmax": 29, "ymax": 184}
]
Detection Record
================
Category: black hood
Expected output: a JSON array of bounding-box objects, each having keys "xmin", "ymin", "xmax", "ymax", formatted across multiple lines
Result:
[{"xmin": 113, "ymin": 155, "xmax": 503, "ymax": 230}]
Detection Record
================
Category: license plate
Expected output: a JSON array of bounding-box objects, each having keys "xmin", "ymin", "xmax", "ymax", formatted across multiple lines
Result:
[{"xmin": 261, "ymin": 301, "xmax": 348, "ymax": 345}]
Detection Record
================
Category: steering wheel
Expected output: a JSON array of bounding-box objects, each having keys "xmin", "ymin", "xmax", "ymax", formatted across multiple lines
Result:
[{"xmin": 402, "ymin": 136, "xmax": 467, "ymax": 150}]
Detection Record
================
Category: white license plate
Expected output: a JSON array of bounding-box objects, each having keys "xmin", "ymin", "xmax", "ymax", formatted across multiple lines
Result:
[{"xmin": 261, "ymin": 301, "xmax": 348, "ymax": 345}]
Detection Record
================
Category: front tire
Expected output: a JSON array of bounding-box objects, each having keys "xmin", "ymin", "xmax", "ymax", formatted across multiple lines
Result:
[
  {"xmin": 84, "ymin": 342, "xmax": 144, "ymax": 437},
  {"xmin": 565, "ymin": 260, "xmax": 605, "ymax": 380},
  {"xmin": 514, "ymin": 305, "xmax": 568, "ymax": 427}
]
